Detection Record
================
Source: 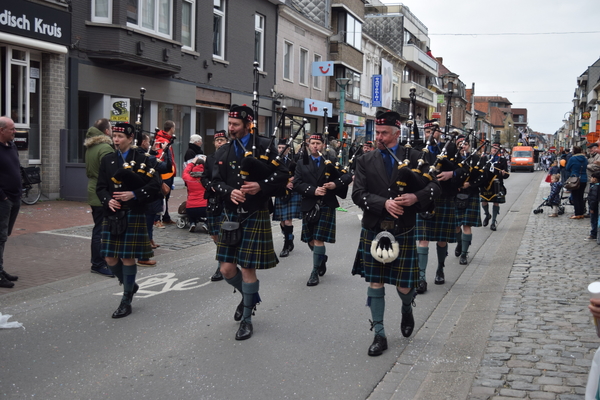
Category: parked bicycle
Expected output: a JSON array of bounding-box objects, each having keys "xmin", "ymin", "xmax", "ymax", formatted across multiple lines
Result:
[{"xmin": 21, "ymin": 166, "xmax": 41, "ymax": 205}]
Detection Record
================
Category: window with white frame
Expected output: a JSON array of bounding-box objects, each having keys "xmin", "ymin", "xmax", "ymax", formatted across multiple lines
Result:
[
  {"xmin": 181, "ymin": 0, "xmax": 195, "ymax": 50},
  {"xmin": 342, "ymin": 13, "xmax": 362, "ymax": 51},
  {"xmin": 283, "ymin": 41, "xmax": 293, "ymax": 81},
  {"xmin": 1, "ymin": 46, "xmax": 42, "ymax": 161},
  {"xmin": 92, "ymin": 0, "xmax": 112, "ymax": 23},
  {"xmin": 313, "ymin": 53, "xmax": 321, "ymax": 90},
  {"xmin": 126, "ymin": 0, "xmax": 172, "ymax": 38},
  {"xmin": 254, "ymin": 14, "xmax": 265, "ymax": 70},
  {"xmin": 299, "ymin": 48, "xmax": 308, "ymax": 86},
  {"xmin": 213, "ymin": 0, "xmax": 226, "ymax": 58}
]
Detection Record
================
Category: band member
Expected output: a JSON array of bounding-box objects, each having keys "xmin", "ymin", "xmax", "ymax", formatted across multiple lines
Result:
[
  {"xmin": 415, "ymin": 120, "xmax": 461, "ymax": 293},
  {"xmin": 362, "ymin": 141, "xmax": 375, "ymax": 154},
  {"xmin": 480, "ymin": 142, "xmax": 510, "ymax": 231},
  {"xmin": 293, "ymin": 133, "xmax": 352, "ymax": 286},
  {"xmin": 96, "ymin": 123, "xmax": 162, "ymax": 318},
  {"xmin": 212, "ymin": 105, "xmax": 288, "ymax": 340},
  {"xmin": 352, "ymin": 111, "xmax": 441, "ymax": 356},
  {"xmin": 153, "ymin": 120, "xmax": 177, "ymax": 226},
  {"xmin": 272, "ymin": 139, "xmax": 302, "ymax": 258},
  {"xmin": 202, "ymin": 130, "xmax": 228, "ymax": 281},
  {"xmin": 453, "ymin": 136, "xmax": 485, "ymax": 265}
]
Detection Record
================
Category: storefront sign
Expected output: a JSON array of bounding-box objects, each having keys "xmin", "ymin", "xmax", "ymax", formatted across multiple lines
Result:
[
  {"xmin": 344, "ymin": 114, "xmax": 365, "ymax": 127},
  {"xmin": 14, "ymin": 130, "xmax": 28, "ymax": 150},
  {"xmin": 304, "ymin": 98, "xmax": 332, "ymax": 117},
  {"xmin": 0, "ymin": 0, "xmax": 71, "ymax": 46},
  {"xmin": 372, "ymin": 75, "xmax": 382, "ymax": 107},
  {"xmin": 311, "ymin": 61, "xmax": 334, "ymax": 76},
  {"xmin": 110, "ymin": 98, "xmax": 130, "ymax": 123}
]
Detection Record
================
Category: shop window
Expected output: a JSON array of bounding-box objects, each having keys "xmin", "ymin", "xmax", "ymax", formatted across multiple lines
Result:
[
  {"xmin": 92, "ymin": 0, "xmax": 112, "ymax": 23},
  {"xmin": 127, "ymin": 0, "xmax": 172, "ymax": 39},
  {"xmin": 1, "ymin": 47, "xmax": 41, "ymax": 162}
]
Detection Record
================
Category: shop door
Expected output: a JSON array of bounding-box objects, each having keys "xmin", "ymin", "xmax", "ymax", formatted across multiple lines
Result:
[{"xmin": 60, "ymin": 128, "xmax": 87, "ymax": 201}]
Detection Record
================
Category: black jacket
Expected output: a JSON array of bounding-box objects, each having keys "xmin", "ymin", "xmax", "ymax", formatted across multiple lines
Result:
[
  {"xmin": 293, "ymin": 154, "xmax": 352, "ymax": 212},
  {"xmin": 184, "ymin": 142, "xmax": 203, "ymax": 162},
  {"xmin": 212, "ymin": 134, "xmax": 288, "ymax": 213},
  {"xmin": 352, "ymin": 147, "xmax": 441, "ymax": 231},
  {"xmin": 96, "ymin": 149, "xmax": 163, "ymax": 215}
]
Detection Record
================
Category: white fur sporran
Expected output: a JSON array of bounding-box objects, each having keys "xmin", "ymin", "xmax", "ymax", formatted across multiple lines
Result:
[{"xmin": 370, "ymin": 231, "xmax": 400, "ymax": 264}]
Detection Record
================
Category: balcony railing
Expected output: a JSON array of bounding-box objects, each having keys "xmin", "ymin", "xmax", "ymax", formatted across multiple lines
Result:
[{"xmin": 400, "ymin": 81, "xmax": 435, "ymax": 106}]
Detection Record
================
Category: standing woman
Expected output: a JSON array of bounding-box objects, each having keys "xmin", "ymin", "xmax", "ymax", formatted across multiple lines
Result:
[
  {"xmin": 96, "ymin": 123, "xmax": 162, "ymax": 318},
  {"xmin": 565, "ymin": 145, "xmax": 588, "ymax": 219}
]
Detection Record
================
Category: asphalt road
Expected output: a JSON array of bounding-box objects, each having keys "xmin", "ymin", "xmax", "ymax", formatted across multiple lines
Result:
[{"xmin": 1, "ymin": 170, "xmax": 539, "ymax": 400}]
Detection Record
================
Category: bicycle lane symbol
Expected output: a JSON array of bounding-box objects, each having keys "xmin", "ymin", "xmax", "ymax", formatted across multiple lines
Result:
[{"xmin": 113, "ymin": 273, "xmax": 210, "ymax": 298}]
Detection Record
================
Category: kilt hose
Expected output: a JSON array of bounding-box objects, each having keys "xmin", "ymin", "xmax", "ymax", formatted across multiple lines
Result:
[
  {"xmin": 456, "ymin": 195, "xmax": 482, "ymax": 227},
  {"xmin": 216, "ymin": 209, "xmax": 278, "ymax": 270},
  {"xmin": 101, "ymin": 211, "xmax": 153, "ymax": 259},
  {"xmin": 301, "ymin": 204, "xmax": 336, "ymax": 243},
  {"xmin": 272, "ymin": 192, "xmax": 302, "ymax": 221},
  {"xmin": 352, "ymin": 227, "xmax": 418, "ymax": 289},
  {"xmin": 206, "ymin": 209, "xmax": 222, "ymax": 236},
  {"xmin": 415, "ymin": 196, "xmax": 458, "ymax": 243}
]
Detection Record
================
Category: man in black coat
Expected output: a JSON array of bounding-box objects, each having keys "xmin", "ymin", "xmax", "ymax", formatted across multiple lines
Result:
[
  {"xmin": 352, "ymin": 111, "xmax": 441, "ymax": 356},
  {"xmin": 293, "ymin": 133, "xmax": 351, "ymax": 286}
]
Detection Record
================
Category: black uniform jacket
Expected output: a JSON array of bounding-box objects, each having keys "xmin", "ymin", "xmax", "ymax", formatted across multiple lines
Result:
[
  {"xmin": 425, "ymin": 140, "xmax": 463, "ymax": 197},
  {"xmin": 212, "ymin": 134, "xmax": 288, "ymax": 213},
  {"xmin": 201, "ymin": 152, "xmax": 218, "ymax": 200},
  {"xmin": 352, "ymin": 146, "xmax": 441, "ymax": 231},
  {"xmin": 96, "ymin": 149, "xmax": 163, "ymax": 215},
  {"xmin": 293, "ymin": 154, "xmax": 352, "ymax": 212}
]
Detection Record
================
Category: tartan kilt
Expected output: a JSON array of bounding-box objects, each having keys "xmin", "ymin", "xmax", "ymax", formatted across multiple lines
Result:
[
  {"xmin": 206, "ymin": 209, "xmax": 222, "ymax": 236},
  {"xmin": 101, "ymin": 211, "xmax": 153, "ymax": 259},
  {"xmin": 216, "ymin": 209, "xmax": 278, "ymax": 270},
  {"xmin": 415, "ymin": 197, "xmax": 458, "ymax": 242},
  {"xmin": 272, "ymin": 192, "xmax": 302, "ymax": 221},
  {"xmin": 301, "ymin": 204, "xmax": 336, "ymax": 243},
  {"xmin": 351, "ymin": 227, "xmax": 418, "ymax": 288},
  {"xmin": 456, "ymin": 195, "xmax": 482, "ymax": 227}
]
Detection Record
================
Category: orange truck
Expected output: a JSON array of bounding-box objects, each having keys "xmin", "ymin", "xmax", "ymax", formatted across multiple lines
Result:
[{"xmin": 511, "ymin": 146, "xmax": 535, "ymax": 172}]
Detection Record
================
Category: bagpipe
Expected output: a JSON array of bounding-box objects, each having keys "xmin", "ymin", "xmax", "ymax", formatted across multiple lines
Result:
[
  {"xmin": 455, "ymin": 139, "xmax": 489, "ymax": 187},
  {"xmin": 320, "ymin": 108, "xmax": 351, "ymax": 183},
  {"xmin": 110, "ymin": 88, "xmax": 159, "ymax": 193}
]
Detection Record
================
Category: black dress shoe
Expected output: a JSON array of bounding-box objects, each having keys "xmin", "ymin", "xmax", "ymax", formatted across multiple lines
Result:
[
  {"xmin": 318, "ymin": 255, "xmax": 328, "ymax": 276},
  {"xmin": 454, "ymin": 243, "xmax": 462, "ymax": 257},
  {"xmin": 2, "ymin": 270, "xmax": 18, "ymax": 281},
  {"xmin": 234, "ymin": 299, "xmax": 244, "ymax": 322},
  {"xmin": 112, "ymin": 301, "xmax": 132, "ymax": 319},
  {"xmin": 0, "ymin": 275, "xmax": 14, "ymax": 288},
  {"xmin": 279, "ymin": 246, "xmax": 290, "ymax": 258},
  {"xmin": 416, "ymin": 280, "xmax": 427, "ymax": 294},
  {"xmin": 306, "ymin": 271, "xmax": 319, "ymax": 286},
  {"xmin": 210, "ymin": 266, "xmax": 223, "ymax": 282},
  {"xmin": 459, "ymin": 253, "xmax": 468, "ymax": 265},
  {"xmin": 368, "ymin": 335, "xmax": 388, "ymax": 357},
  {"xmin": 483, "ymin": 214, "xmax": 490, "ymax": 227},
  {"xmin": 434, "ymin": 269, "xmax": 445, "ymax": 285},
  {"xmin": 401, "ymin": 312, "xmax": 415, "ymax": 337},
  {"xmin": 490, "ymin": 222, "xmax": 497, "ymax": 231},
  {"xmin": 235, "ymin": 321, "xmax": 253, "ymax": 340}
]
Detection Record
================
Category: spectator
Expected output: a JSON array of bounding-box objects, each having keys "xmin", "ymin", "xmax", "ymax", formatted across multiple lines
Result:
[
  {"xmin": 566, "ymin": 146, "xmax": 588, "ymax": 219},
  {"xmin": 547, "ymin": 174, "xmax": 563, "ymax": 218},
  {"xmin": 0, "ymin": 116, "xmax": 21, "ymax": 288},
  {"xmin": 83, "ymin": 118, "xmax": 116, "ymax": 277},
  {"xmin": 587, "ymin": 171, "xmax": 600, "ymax": 239},
  {"xmin": 184, "ymin": 134, "xmax": 203, "ymax": 164},
  {"xmin": 182, "ymin": 156, "xmax": 208, "ymax": 233}
]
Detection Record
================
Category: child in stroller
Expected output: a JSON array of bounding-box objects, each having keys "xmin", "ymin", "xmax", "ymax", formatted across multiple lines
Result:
[{"xmin": 534, "ymin": 173, "xmax": 564, "ymax": 216}]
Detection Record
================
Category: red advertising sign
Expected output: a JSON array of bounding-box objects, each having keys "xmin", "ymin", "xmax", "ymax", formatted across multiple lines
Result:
[{"xmin": 432, "ymin": 112, "xmax": 441, "ymax": 119}]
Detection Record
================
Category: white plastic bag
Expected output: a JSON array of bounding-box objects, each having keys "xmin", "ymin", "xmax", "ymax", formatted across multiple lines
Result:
[
  {"xmin": 586, "ymin": 346, "xmax": 600, "ymax": 399},
  {"xmin": 0, "ymin": 313, "xmax": 24, "ymax": 329}
]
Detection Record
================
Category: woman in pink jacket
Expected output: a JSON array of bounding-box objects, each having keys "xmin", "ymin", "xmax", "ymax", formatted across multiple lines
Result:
[{"xmin": 182, "ymin": 157, "xmax": 208, "ymax": 232}]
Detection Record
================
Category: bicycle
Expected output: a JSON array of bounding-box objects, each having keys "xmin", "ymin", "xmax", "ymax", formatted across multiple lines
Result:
[{"xmin": 21, "ymin": 166, "xmax": 42, "ymax": 205}]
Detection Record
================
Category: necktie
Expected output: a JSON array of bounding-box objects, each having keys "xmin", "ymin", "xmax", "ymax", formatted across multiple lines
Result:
[
  {"xmin": 314, "ymin": 157, "xmax": 320, "ymax": 168},
  {"xmin": 382, "ymin": 151, "xmax": 393, "ymax": 178}
]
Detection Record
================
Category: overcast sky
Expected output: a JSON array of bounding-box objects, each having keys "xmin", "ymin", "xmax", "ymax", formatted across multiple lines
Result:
[{"xmin": 381, "ymin": 0, "xmax": 600, "ymax": 135}]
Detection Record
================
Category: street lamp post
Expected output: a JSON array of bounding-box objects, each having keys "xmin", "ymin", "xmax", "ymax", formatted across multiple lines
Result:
[{"xmin": 336, "ymin": 77, "xmax": 350, "ymax": 166}]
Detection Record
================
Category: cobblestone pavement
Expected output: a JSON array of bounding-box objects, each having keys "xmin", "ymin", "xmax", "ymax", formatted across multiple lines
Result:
[{"xmin": 470, "ymin": 181, "xmax": 600, "ymax": 399}]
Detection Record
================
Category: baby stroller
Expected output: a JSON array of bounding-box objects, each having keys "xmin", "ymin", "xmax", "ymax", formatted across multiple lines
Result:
[
  {"xmin": 175, "ymin": 200, "xmax": 208, "ymax": 232},
  {"xmin": 533, "ymin": 183, "xmax": 565, "ymax": 215}
]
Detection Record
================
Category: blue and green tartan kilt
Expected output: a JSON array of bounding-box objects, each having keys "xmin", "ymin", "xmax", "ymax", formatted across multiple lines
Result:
[
  {"xmin": 415, "ymin": 197, "xmax": 458, "ymax": 242},
  {"xmin": 101, "ymin": 211, "xmax": 153, "ymax": 259},
  {"xmin": 272, "ymin": 192, "xmax": 302, "ymax": 221},
  {"xmin": 216, "ymin": 209, "xmax": 278, "ymax": 270},
  {"xmin": 351, "ymin": 227, "xmax": 418, "ymax": 289},
  {"xmin": 206, "ymin": 209, "xmax": 222, "ymax": 236},
  {"xmin": 301, "ymin": 204, "xmax": 336, "ymax": 243},
  {"xmin": 456, "ymin": 195, "xmax": 482, "ymax": 227}
]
